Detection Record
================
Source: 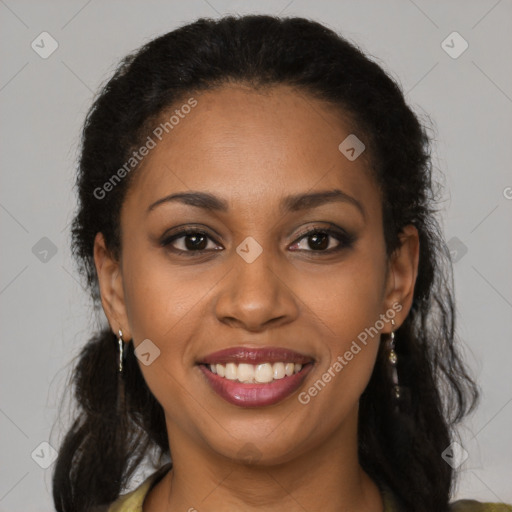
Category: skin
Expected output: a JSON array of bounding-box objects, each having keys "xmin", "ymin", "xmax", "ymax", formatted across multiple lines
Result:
[{"xmin": 94, "ymin": 84, "xmax": 419, "ymax": 512}]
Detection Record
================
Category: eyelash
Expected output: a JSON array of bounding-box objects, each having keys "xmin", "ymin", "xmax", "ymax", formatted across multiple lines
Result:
[{"xmin": 160, "ymin": 225, "xmax": 355, "ymax": 257}]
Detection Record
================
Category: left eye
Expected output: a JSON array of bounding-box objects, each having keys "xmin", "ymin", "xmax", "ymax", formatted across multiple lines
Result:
[{"xmin": 289, "ymin": 229, "xmax": 351, "ymax": 252}]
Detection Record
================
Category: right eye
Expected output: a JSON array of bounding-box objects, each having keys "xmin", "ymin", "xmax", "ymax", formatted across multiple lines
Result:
[{"xmin": 160, "ymin": 228, "xmax": 224, "ymax": 256}]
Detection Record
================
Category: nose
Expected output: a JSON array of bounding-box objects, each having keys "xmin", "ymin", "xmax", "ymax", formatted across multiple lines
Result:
[{"xmin": 213, "ymin": 247, "xmax": 299, "ymax": 332}]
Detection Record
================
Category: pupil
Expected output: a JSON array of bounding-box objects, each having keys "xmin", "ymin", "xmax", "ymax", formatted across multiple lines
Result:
[
  {"xmin": 185, "ymin": 234, "xmax": 207, "ymax": 250},
  {"xmin": 309, "ymin": 232, "xmax": 328, "ymax": 250}
]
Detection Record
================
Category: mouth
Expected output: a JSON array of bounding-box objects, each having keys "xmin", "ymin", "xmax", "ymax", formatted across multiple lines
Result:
[{"xmin": 197, "ymin": 346, "xmax": 315, "ymax": 408}]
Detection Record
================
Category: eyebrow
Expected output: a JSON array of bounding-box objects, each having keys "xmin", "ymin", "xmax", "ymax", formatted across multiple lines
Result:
[{"xmin": 147, "ymin": 189, "xmax": 365, "ymax": 219}]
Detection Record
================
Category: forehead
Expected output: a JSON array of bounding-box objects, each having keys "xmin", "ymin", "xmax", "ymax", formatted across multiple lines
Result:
[{"xmin": 123, "ymin": 84, "xmax": 380, "ymax": 219}]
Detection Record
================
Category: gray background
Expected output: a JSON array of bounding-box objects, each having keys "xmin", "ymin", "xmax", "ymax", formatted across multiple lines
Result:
[{"xmin": 1, "ymin": 0, "xmax": 511, "ymax": 510}]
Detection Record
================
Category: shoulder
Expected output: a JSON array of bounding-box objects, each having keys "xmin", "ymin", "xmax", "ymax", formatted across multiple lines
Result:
[
  {"xmin": 107, "ymin": 463, "xmax": 173, "ymax": 512},
  {"xmin": 107, "ymin": 478, "xmax": 154, "ymax": 512},
  {"xmin": 449, "ymin": 499, "xmax": 512, "ymax": 512}
]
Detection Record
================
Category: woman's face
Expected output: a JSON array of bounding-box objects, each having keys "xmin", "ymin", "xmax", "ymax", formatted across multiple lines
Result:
[{"xmin": 95, "ymin": 84, "xmax": 419, "ymax": 465}]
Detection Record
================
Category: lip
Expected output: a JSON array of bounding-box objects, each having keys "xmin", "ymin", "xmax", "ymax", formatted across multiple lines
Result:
[
  {"xmin": 199, "ymin": 362, "xmax": 314, "ymax": 408},
  {"xmin": 198, "ymin": 346, "xmax": 314, "ymax": 365}
]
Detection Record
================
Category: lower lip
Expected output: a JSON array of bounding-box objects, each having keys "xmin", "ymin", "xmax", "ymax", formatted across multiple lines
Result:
[{"xmin": 198, "ymin": 364, "xmax": 313, "ymax": 408}]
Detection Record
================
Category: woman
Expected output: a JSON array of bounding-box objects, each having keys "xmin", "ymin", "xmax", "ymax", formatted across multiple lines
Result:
[{"xmin": 52, "ymin": 14, "xmax": 512, "ymax": 512}]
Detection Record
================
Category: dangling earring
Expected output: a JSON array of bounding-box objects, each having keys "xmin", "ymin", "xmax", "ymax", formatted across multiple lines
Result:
[
  {"xmin": 388, "ymin": 319, "xmax": 400, "ymax": 402},
  {"xmin": 118, "ymin": 329, "xmax": 124, "ymax": 373},
  {"xmin": 116, "ymin": 329, "xmax": 127, "ymax": 412}
]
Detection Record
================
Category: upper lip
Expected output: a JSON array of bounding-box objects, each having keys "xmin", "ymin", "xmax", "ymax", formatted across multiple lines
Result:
[{"xmin": 199, "ymin": 346, "xmax": 314, "ymax": 365}]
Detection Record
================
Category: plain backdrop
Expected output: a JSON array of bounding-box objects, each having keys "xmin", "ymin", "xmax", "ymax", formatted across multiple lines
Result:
[{"xmin": 1, "ymin": 0, "xmax": 511, "ymax": 510}]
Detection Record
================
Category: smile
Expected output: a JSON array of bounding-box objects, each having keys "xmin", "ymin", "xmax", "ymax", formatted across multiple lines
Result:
[{"xmin": 197, "ymin": 346, "xmax": 314, "ymax": 407}]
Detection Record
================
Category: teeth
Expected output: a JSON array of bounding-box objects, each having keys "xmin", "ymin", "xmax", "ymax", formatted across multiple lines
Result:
[
  {"xmin": 273, "ymin": 362, "xmax": 285, "ymax": 379},
  {"xmin": 238, "ymin": 363, "xmax": 255, "ymax": 383},
  {"xmin": 225, "ymin": 362, "xmax": 237, "ymax": 380},
  {"xmin": 255, "ymin": 363, "xmax": 273, "ymax": 383},
  {"xmin": 216, "ymin": 364, "xmax": 225, "ymax": 377},
  {"xmin": 207, "ymin": 362, "xmax": 303, "ymax": 383}
]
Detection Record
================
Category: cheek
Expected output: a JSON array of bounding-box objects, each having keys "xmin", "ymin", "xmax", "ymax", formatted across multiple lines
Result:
[
  {"xmin": 293, "ymin": 252, "xmax": 387, "ymax": 342},
  {"xmin": 122, "ymin": 243, "xmax": 212, "ymax": 341}
]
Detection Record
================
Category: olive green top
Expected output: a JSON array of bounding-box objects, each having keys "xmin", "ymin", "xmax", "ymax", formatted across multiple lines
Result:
[{"xmin": 108, "ymin": 463, "xmax": 512, "ymax": 512}]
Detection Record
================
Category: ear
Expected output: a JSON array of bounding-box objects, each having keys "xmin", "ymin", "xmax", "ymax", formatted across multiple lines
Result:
[
  {"xmin": 93, "ymin": 232, "xmax": 131, "ymax": 341},
  {"xmin": 381, "ymin": 224, "xmax": 420, "ymax": 333}
]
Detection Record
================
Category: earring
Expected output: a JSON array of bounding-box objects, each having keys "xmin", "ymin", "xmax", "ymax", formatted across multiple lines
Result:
[
  {"xmin": 388, "ymin": 319, "xmax": 400, "ymax": 401},
  {"xmin": 117, "ymin": 329, "xmax": 124, "ymax": 373}
]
